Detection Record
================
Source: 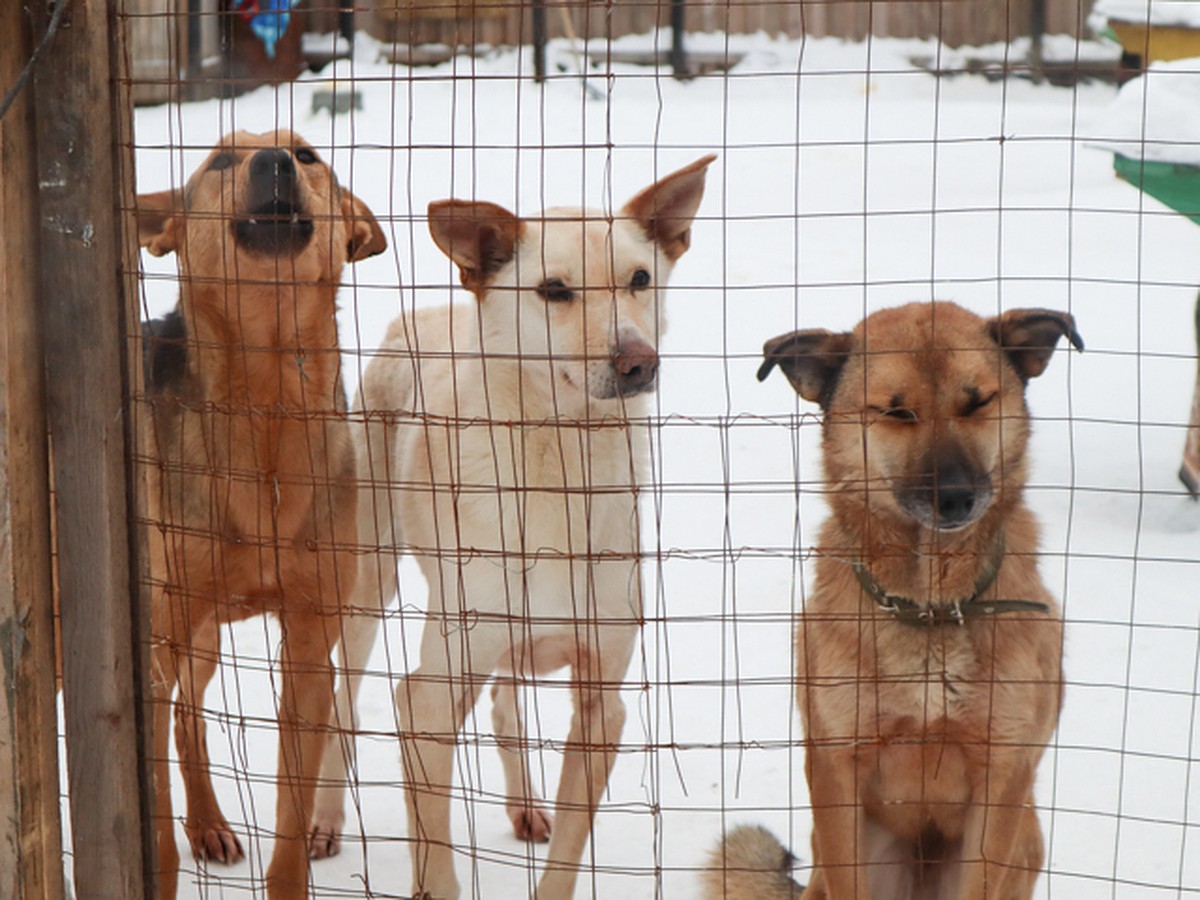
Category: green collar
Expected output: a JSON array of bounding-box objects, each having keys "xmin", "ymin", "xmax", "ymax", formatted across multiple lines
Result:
[{"xmin": 849, "ymin": 533, "xmax": 1049, "ymax": 627}]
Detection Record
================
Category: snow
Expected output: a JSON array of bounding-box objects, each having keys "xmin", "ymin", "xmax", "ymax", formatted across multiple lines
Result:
[
  {"xmin": 1088, "ymin": 57, "xmax": 1200, "ymax": 165},
  {"xmin": 111, "ymin": 30, "xmax": 1200, "ymax": 899}
]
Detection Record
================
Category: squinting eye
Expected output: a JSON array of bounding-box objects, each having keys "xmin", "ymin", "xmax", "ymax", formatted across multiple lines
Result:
[
  {"xmin": 631, "ymin": 268, "xmax": 651, "ymax": 289},
  {"xmin": 538, "ymin": 279, "xmax": 574, "ymax": 303},
  {"xmin": 208, "ymin": 153, "xmax": 234, "ymax": 172},
  {"xmin": 965, "ymin": 391, "xmax": 999, "ymax": 415},
  {"xmin": 294, "ymin": 147, "xmax": 318, "ymax": 165},
  {"xmin": 872, "ymin": 406, "xmax": 918, "ymax": 423}
]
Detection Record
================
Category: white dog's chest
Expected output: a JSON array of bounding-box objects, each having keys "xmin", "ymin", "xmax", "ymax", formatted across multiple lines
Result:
[{"xmin": 399, "ymin": 412, "xmax": 646, "ymax": 622}]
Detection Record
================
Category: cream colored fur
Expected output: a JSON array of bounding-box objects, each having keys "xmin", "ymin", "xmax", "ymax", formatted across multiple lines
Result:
[{"xmin": 309, "ymin": 157, "xmax": 715, "ymax": 900}]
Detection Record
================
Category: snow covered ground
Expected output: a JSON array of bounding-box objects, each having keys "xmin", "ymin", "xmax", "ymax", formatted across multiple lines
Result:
[{"xmin": 115, "ymin": 30, "xmax": 1200, "ymax": 899}]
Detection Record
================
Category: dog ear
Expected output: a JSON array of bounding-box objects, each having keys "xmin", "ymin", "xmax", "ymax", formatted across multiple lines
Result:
[
  {"xmin": 757, "ymin": 329, "xmax": 854, "ymax": 410},
  {"xmin": 987, "ymin": 308, "xmax": 1084, "ymax": 382},
  {"xmin": 427, "ymin": 200, "xmax": 523, "ymax": 295},
  {"xmin": 622, "ymin": 154, "xmax": 716, "ymax": 261},
  {"xmin": 136, "ymin": 189, "xmax": 184, "ymax": 257},
  {"xmin": 341, "ymin": 189, "xmax": 388, "ymax": 262}
]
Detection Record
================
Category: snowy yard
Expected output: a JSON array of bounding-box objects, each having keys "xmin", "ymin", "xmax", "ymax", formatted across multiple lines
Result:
[{"xmin": 120, "ymin": 30, "xmax": 1200, "ymax": 898}]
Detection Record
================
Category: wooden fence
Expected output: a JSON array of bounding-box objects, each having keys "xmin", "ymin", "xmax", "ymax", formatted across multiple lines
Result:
[
  {"xmin": 124, "ymin": 1, "xmax": 1095, "ymax": 104},
  {"xmin": 358, "ymin": 0, "xmax": 1090, "ymax": 51},
  {"xmin": 1, "ymin": 1, "xmax": 151, "ymax": 897}
]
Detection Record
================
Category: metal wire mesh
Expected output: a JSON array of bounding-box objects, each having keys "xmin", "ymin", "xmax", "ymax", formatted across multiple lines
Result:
[{"xmin": 61, "ymin": 0, "xmax": 1200, "ymax": 897}]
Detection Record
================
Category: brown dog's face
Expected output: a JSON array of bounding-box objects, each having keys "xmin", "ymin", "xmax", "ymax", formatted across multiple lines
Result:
[
  {"xmin": 136, "ymin": 129, "xmax": 386, "ymax": 280},
  {"xmin": 425, "ymin": 155, "xmax": 716, "ymax": 409},
  {"xmin": 759, "ymin": 302, "xmax": 1083, "ymax": 533}
]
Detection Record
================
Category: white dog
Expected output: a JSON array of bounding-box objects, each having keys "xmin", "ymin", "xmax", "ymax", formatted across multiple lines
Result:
[{"xmin": 308, "ymin": 156, "xmax": 715, "ymax": 899}]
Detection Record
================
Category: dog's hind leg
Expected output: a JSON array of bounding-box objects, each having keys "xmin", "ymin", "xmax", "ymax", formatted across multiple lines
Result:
[
  {"xmin": 151, "ymin": 586, "xmax": 186, "ymax": 900},
  {"xmin": 491, "ymin": 676, "xmax": 554, "ymax": 842},
  {"xmin": 151, "ymin": 628, "xmax": 181, "ymax": 900},
  {"xmin": 176, "ymin": 616, "xmax": 245, "ymax": 863},
  {"xmin": 957, "ymin": 768, "xmax": 1041, "ymax": 900},
  {"xmin": 536, "ymin": 626, "xmax": 636, "ymax": 900}
]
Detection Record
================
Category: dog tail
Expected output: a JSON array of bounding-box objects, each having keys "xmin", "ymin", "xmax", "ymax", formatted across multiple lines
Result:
[{"xmin": 701, "ymin": 825, "xmax": 805, "ymax": 899}]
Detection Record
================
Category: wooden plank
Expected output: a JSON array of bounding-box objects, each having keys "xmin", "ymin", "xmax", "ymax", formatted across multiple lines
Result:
[
  {"xmin": 0, "ymin": 6, "xmax": 68, "ymax": 900},
  {"xmin": 29, "ymin": 0, "xmax": 152, "ymax": 896}
]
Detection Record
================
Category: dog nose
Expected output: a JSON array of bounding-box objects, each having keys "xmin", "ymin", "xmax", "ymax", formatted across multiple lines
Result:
[
  {"xmin": 931, "ymin": 462, "xmax": 984, "ymax": 529},
  {"xmin": 249, "ymin": 148, "xmax": 296, "ymax": 196},
  {"xmin": 614, "ymin": 339, "xmax": 659, "ymax": 395},
  {"xmin": 935, "ymin": 483, "xmax": 978, "ymax": 528}
]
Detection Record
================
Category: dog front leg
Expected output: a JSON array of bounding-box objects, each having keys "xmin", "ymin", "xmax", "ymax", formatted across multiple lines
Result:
[
  {"xmin": 492, "ymin": 677, "xmax": 554, "ymax": 842},
  {"xmin": 309, "ymin": 518, "xmax": 394, "ymax": 859},
  {"xmin": 957, "ymin": 762, "xmax": 1042, "ymax": 900},
  {"xmin": 537, "ymin": 634, "xmax": 635, "ymax": 900},
  {"xmin": 266, "ymin": 611, "xmax": 337, "ymax": 899},
  {"xmin": 176, "ymin": 616, "xmax": 244, "ymax": 864},
  {"xmin": 308, "ymin": 605, "xmax": 383, "ymax": 859},
  {"xmin": 396, "ymin": 658, "xmax": 485, "ymax": 900},
  {"xmin": 804, "ymin": 744, "xmax": 871, "ymax": 900}
]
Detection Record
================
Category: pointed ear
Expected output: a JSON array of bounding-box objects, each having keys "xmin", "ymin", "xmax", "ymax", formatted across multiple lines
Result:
[
  {"xmin": 622, "ymin": 154, "xmax": 716, "ymax": 261},
  {"xmin": 427, "ymin": 200, "xmax": 523, "ymax": 295},
  {"xmin": 987, "ymin": 308, "xmax": 1084, "ymax": 382},
  {"xmin": 757, "ymin": 329, "xmax": 855, "ymax": 410},
  {"xmin": 136, "ymin": 189, "xmax": 184, "ymax": 257},
  {"xmin": 341, "ymin": 188, "xmax": 388, "ymax": 262}
]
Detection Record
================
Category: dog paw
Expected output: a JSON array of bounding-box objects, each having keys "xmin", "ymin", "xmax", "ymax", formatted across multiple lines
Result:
[
  {"xmin": 508, "ymin": 804, "xmax": 553, "ymax": 843},
  {"xmin": 187, "ymin": 822, "xmax": 244, "ymax": 864},
  {"xmin": 308, "ymin": 823, "xmax": 342, "ymax": 860}
]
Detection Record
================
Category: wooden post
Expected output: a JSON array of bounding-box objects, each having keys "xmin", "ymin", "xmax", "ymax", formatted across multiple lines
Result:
[
  {"xmin": 670, "ymin": 0, "xmax": 688, "ymax": 79},
  {"xmin": 0, "ymin": 6, "xmax": 68, "ymax": 900},
  {"xmin": 533, "ymin": 0, "xmax": 547, "ymax": 82},
  {"xmin": 30, "ymin": 0, "xmax": 153, "ymax": 896}
]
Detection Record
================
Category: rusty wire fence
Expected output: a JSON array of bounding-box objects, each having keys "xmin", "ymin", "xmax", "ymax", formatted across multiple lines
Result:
[{"xmin": 4, "ymin": 1, "xmax": 1200, "ymax": 899}]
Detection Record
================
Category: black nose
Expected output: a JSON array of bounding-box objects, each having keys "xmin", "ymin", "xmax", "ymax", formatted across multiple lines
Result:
[
  {"xmin": 614, "ymin": 339, "xmax": 659, "ymax": 395},
  {"xmin": 934, "ymin": 482, "xmax": 979, "ymax": 528},
  {"xmin": 929, "ymin": 457, "xmax": 987, "ymax": 528},
  {"xmin": 249, "ymin": 148, "xmax": 295, "ymax": 197}
]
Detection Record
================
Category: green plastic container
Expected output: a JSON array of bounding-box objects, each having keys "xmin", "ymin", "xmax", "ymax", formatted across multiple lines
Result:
[{"xmin": 1113, "ymin": 153, "xmax": 1200, "ymax": 226}]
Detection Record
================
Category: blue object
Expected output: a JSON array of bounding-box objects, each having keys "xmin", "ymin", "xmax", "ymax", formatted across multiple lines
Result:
[{"xmin": 233, "ymin": 0, "xmax": 299, "ymax": 59}]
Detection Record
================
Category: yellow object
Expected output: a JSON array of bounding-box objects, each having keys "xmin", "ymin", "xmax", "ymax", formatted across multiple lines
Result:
[{"xmin": 1109, "ymin": 19, "xmax": 1200, "ymax": 62}]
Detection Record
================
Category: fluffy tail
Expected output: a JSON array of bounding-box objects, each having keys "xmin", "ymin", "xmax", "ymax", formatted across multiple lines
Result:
[{"xmin": 702, "ymin": 825, "xmax": 805, "ymax": 899}]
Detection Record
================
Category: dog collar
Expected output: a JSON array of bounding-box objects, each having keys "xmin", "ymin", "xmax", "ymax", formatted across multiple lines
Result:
[{"xmin": 849, "ymin": 533, "xmax": 1050, "ymax": 627}]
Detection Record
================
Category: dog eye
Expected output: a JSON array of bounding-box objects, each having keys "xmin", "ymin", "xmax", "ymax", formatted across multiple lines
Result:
[
  {"xmin": 208, "ymin": 153, "xmax": 234, "ymax": 172},
  {"xmin": 963, "ymin": 391, "xmax": 998, "ymax": 416},
  {"xmin": 294, "ymin": 147, "xmax": 318, "ymax": 165},
  {"xmin": 537, "ymin": 279, "xmax": 574, "ymax": 303},
  {"xmin": 872, "ymin": 406, "xmax": 918, "ymax": 423},
  {"xmin": 630, "ymin": 268, "xmax": 651, "ymax": 290}
]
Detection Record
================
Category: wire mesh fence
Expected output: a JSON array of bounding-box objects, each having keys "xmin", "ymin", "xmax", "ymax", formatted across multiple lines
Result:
[{"xmin": 4, "ymin": 0, "xmax": 1200, "ymax": 898}]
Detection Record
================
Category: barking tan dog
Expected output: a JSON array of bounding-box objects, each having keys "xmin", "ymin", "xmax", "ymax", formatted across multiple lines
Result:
[
  {"xmin": 304, "ymin": 156, "xmax": 714, "ymax": 898},
  {"xmin": 705, "ymin": 302, "xmax": 1081, "ymax": 900},
  {"xmin": 136, "ymin": 130, "xmax": 386, "ymax": 899}
]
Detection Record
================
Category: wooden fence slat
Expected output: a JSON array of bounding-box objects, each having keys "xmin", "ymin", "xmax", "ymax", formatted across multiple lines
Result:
[
  {"xmin": 354, "ymin": 0, "xmax": 1090, "ymax": 49},
  {"xmin": 0, "ymin": 7, "xmax": 68, "ymax": 900},
  {"xmin": 30, "ymin": 0, "xmax": 152, "ymax": 896}
]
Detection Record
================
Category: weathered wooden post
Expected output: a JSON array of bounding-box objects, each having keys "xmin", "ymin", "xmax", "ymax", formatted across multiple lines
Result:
[
  {"xmin": 29, "ymin": 0, "xmax": 155, "ymax": 895},
  {"xmin": 0, "ymin": 5, "xmax": 68, "ymax": 898}
]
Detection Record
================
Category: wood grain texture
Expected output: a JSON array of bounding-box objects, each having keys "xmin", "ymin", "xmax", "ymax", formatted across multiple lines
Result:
[
  {"xmin": 30, "ymin": 0, "xmax": 152, "ymax": 896},
  {"xmin": 0, "ymin": 6, "xmax": 68, "ymax": 899}
]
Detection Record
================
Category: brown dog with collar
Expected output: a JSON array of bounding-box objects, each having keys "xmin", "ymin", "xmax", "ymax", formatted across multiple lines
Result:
[
  {"xmin": 137, "ymin": 130, "xmax": 386, "ymax": 899},
  {"xmin": 705, "ymin": 302, "xmax": 1080, "ymax": 900}
]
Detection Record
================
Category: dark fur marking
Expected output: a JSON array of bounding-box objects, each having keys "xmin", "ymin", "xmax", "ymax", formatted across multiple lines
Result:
[{"xmin": 143, "ymin": 310, "xmax": 188, "ymax": 395}]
